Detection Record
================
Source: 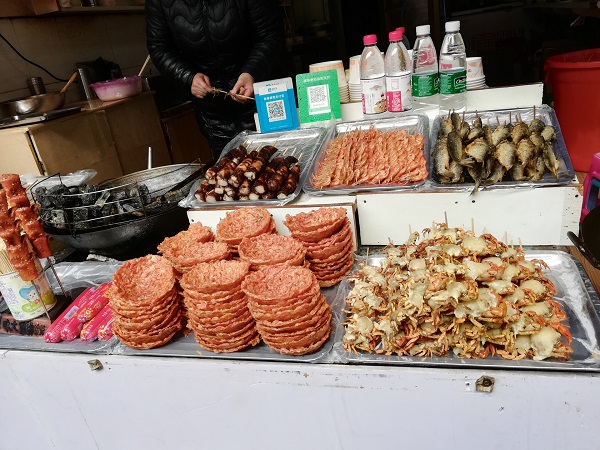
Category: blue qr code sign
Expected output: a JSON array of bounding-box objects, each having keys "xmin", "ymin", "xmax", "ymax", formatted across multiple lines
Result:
[{"xmin": 266, "ymin": 100, "xmax": 287, "ymax": 122}]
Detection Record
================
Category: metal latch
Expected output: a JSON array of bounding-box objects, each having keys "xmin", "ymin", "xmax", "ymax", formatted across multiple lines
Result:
[
  {"xmin": 87, "ymin": 359, "xmax": 103, "ymax": 371},
  {"xmin": 476, "ymin": 375, "xmax": 495, "ymax": 393}
]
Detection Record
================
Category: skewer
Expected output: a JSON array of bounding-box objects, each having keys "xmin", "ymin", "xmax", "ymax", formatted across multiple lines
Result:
[
  {"xmin": 365, "ymin": 246, "xmax": 370, "ymax": 263},
  {"xmin": 48, "ymin": 258, "xmax": 71, "ymax": 301},
  {"xmin": 210, "ymin": 86, "xmax": 255, "ymax": 101},
  {"xmin": 533, "ymin": 105, "xmax": 536, "ymax": 119},
  {"xmin": 509, "ymin": 112, "xmax": 512, "ymax": 125},
  {"xmin": 444, "ymin": 211, "xmax": 448, "ymax": 226},
  {"xmin": 471, "ymin": 218, "xmax": 475, "ymax": 233},
  {"xmin": 518, "ymin": 237, "xmax": 523, "ymax": 251}
]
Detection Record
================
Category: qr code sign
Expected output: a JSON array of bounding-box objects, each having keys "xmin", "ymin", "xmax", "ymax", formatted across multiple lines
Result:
[
  {"xmin": 307, "ymin": 84, "xmax": 329, "ymax": 109},
  {"xmin": 266, "ymin": 100, "xmax": 287, "ymax": 122}
]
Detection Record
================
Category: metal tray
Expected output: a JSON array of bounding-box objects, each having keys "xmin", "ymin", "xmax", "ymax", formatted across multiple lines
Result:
[
  {"xmin": 0, "ymin": 273, "xmax": 119, "ymax": 355},
  {"xmin": 0, "ymin": 287, "xmax": 117, "ymax": 355},
  {"xmin": 303, "ymin": 115, "xmax": 430, "ymax": 196},
  {"xmin": 428, "ymin": 105, "xmax": 576, "ymax": 191},
  {"xmin": 333, "ymin": 250, "xmax": 600, "ymax": 372},
  {"xmin": 113, "ymin": 285, "xmax": 344, "ymax": 363},
  {"xmin": 181, "ymin": 127, "xmax": 329, "ymax": 209},
  {"xmin": 0, "ymin": 334, "xmax": 117, "ymax": 354}
]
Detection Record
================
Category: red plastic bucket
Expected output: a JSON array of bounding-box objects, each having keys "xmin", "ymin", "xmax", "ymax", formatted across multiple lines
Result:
[{"xmin": 545, "ymin": 48, "xmax": 600, "ymax": 172}]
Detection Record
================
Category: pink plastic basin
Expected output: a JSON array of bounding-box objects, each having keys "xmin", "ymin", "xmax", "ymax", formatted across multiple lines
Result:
[{"xmin": 90, "ymin": 76, "xmax": 142, "ymax": 102}]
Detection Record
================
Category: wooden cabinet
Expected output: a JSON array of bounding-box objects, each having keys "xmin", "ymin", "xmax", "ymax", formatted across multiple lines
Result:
[
  {"xmin": 0, "ymin": 0, "xmax": 58, "ymax": 17},
  {"xmin": 0, "ymin": 92, "xmax": 171, "ymax": 184}
]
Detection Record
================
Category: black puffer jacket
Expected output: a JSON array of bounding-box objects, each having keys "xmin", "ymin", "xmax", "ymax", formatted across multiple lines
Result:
[{"xmin": 146, "ymin": 0, "xmax": 284, "ymax": 154}]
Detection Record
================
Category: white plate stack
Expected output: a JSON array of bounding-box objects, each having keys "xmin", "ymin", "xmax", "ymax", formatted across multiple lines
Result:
[
  {"xmin": 466, "ymin": 56, "xmax": 487, "ymax": 90},
  {"xmin": 309, "ymin": 60, "xmax": 350, "ymax": 104},
  {"xmin": 348, "ymin": 55, "xmax": 362, "ymax": 103}
]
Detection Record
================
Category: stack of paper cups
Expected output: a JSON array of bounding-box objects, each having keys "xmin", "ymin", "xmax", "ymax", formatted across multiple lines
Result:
[
  {"xmin": 309, "ymin": 60, "xmax": 349, "ymax": 104},
  {"xmin": 466, "ymin": 56, "xmax": 486, "ymax": 90},
  {"xmin": 348, "ymin": 55, "xmax": 361, "ymax": 103}
]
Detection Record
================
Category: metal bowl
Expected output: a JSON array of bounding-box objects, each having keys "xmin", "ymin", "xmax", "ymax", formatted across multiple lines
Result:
[
  {"xmin": 44, "ymin": 163, "xmax": 203, "ymax": 258},
  {"xmin": 0, "ymin": 93, "xmax": 65, "ymax": 119}
]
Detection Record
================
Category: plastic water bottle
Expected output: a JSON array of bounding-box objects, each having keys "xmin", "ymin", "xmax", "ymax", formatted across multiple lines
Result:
[
  {"xmin": 439, "ymin": 20, "xmax": 467, "ymax": 113},
  {"xmin": 411, "ymin": 25, "xmax": 439, "ymax": 111},
  {"xmin": 385, "ymin": 30, "xmax": 412, "ymax": 113},
  {"xmin": 396, "ymin": 26, "xmax": 411, "ymax": 51},
  {"xmin": 360, "ymin": 34, "xmax": 387, "ymax": 116}
]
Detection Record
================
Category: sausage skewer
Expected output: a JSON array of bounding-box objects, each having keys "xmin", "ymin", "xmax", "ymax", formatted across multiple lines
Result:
[
  {"xmin": 205, "ymin": 145, "xmax": 247, "ymax": 184},
  {"xmin": 277, "ymin": 164, "xmax": 301, "ymax": 199}
]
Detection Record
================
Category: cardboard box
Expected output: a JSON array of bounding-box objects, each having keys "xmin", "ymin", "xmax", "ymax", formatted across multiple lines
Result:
[{"xmin": 0, "ymin": 0, "xmax": 59, "ymax": 17}]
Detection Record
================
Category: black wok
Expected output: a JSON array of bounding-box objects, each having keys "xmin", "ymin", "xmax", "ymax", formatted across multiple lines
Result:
[
  {"xmin": 568, "ymin": 206, "xmax": 600, "ymax": 269},
  {"xmin": 44, "ymin": 163, "xmax": 204, "ymax": 259}
]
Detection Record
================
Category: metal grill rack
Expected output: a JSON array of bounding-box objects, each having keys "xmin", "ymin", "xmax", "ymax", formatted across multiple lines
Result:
[{"xmin": 31, "ymin": 164, "xmax": 201, "ymax": 234}]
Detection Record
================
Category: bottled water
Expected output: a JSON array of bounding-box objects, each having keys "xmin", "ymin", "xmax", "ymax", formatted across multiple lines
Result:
[
  {"xmin": 385, "ymin": 29, "xmax": 412, "ymax": 113},
  {"xmin": 396, "ymin": 26, "xmax": 411, "ymax": 51},
  {"xmin": 439, "ymin": 20, "xmax": 467, "ymax": 113},
  {"xmin": 360, "ymin": 34, "xmax": 387, "ymax": 117},
  {"xmin": 411, "ymin": 25, "xmax": 439, "ymax": 111}
]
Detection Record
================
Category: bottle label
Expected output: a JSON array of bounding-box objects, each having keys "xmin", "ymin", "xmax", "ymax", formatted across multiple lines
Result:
[
  {"xmin": 412, "ymin": 72, "xmax": 439, "ymax": 97},
  {"xmin": 440, "ymin": 69, "xmax": 466, "ymax": 95},
  {"xmin": 361, "ymin": 76, "xmax": 387, "ymax": 115},
  {"xmin": 386, "ymin": 73, "xmax": 412, "ymax": 112}
]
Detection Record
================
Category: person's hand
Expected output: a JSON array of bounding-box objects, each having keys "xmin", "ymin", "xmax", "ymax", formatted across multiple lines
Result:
[
  {"xmin": 191, "ymin": 73, "xmax": 212, "ymax": 99},
  {"xmin": 230, "ymin": 72, "xmax": 255, "ymax": 103}
]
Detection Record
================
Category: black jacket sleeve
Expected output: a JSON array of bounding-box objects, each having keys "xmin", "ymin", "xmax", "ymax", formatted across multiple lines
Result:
[
  {"xmin": 240, "ymin": 0, "xmax": 285, "ymax": 81},
  {"xmin": 145, "ymin": 0, "xmax": 196, "ymax": 93}
]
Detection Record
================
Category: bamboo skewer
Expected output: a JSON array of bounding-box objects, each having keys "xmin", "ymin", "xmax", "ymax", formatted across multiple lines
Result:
[
  {"xmin": 138, "ymin": 55, "xmax": 151, "ymax": 77},
  {"xmin": 211, "ymin": 86, "xmax": 255, "ymax": 101}
]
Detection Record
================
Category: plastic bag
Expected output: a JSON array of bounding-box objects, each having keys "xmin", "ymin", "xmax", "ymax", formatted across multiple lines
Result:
[{"xmin": 46, "ymin": 261, "xmax": 121, "ymax": 293}]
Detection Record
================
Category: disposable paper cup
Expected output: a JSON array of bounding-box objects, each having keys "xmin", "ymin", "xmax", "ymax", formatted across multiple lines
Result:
[
  {"xmin": 0, "ymin": 269, "xmax": 56, "ymax": 321},
  {"xmin": 348, "ymin": 55, "xmax": 361, "ymax": 83},
  {"xmin": 467, "ymin": 56, "xmax": 484, "ymax": 80},
  {"xmin": 310, "ymin": 60, "xmax": 347, "ymax": 87}
]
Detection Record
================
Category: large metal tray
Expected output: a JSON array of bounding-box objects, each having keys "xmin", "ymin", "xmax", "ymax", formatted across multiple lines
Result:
[
  {"xmin": 303, "ymin": 115, "xmax": 430, "ymax": 196},
  {"xmin": 428, "ymin": 105, "xmax": 576, "ymax": 191},
  {"xmin": 181, "ymin": 127, "xmax": 329, "ymax": 209},
  {"xmin": 113, "ymin": 285, "xmax": 344, "ymax": 363},
  {"xmin": 333, "ymin": 250, "xmax": 600, "ymax": 372},
  {"xmin": 0, "ymin": 284, "xmax": 118, "ymax": 355}
]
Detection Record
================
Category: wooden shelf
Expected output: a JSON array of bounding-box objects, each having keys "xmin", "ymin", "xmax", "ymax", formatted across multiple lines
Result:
[{"xmin": 56, "ymin": 5, "xmax": 144, "ymax": 14}]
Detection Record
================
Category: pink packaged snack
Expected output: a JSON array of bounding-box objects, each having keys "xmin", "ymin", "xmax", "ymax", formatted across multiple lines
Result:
[
  {"xmin": 61, "ymin": 285, "xmax": 112, "ymax": 341},
  {"xmin": 43, "ymin": 287, "xmax": 95, "ymax": 343},
  {"xmin": 76, "ymin": 283, "xmax": 111, "ymax": 323},
  {"xmin": 97, "ymin": 318, "xmax": 114, "ymax": 341},
  {"xmin": 80, "ymin": 304, "xmax": 113, "ymax": 342}
]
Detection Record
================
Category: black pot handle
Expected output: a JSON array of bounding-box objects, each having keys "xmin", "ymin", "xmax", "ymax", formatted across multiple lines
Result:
[{"xmin": 568, "ymin": 231, "xmax": 600, "ymax": 270}]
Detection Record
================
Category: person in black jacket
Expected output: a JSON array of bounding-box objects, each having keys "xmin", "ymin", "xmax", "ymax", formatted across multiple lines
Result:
[{"xmin": 146, "ymin": 0, "xmax": 284, "ymax": 161}]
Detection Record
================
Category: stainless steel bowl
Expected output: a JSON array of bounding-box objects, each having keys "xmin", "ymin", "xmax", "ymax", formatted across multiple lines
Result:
[{"xmin": 0, "ymin": 92, "xmax": 66, "ymax": 119}]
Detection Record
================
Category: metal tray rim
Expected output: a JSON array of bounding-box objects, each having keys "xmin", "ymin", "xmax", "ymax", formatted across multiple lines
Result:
[
  {"xmin": 303, "ymin": 114, "xmax": 431, "ymax": 196},
  {"xmin": 333, "ymin": 249, "xmax": 600, "ymax": 372},
  {"xmin": 180, "ymin": 127, "xmax": 329, "ymax": 209},
  {"xmin": 113, "ymin": 284, "xmax": 344, "ymax": 363},
  {"xmin": 427, "ymin": 105, "xmax": 577, "ymax": 191}
]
